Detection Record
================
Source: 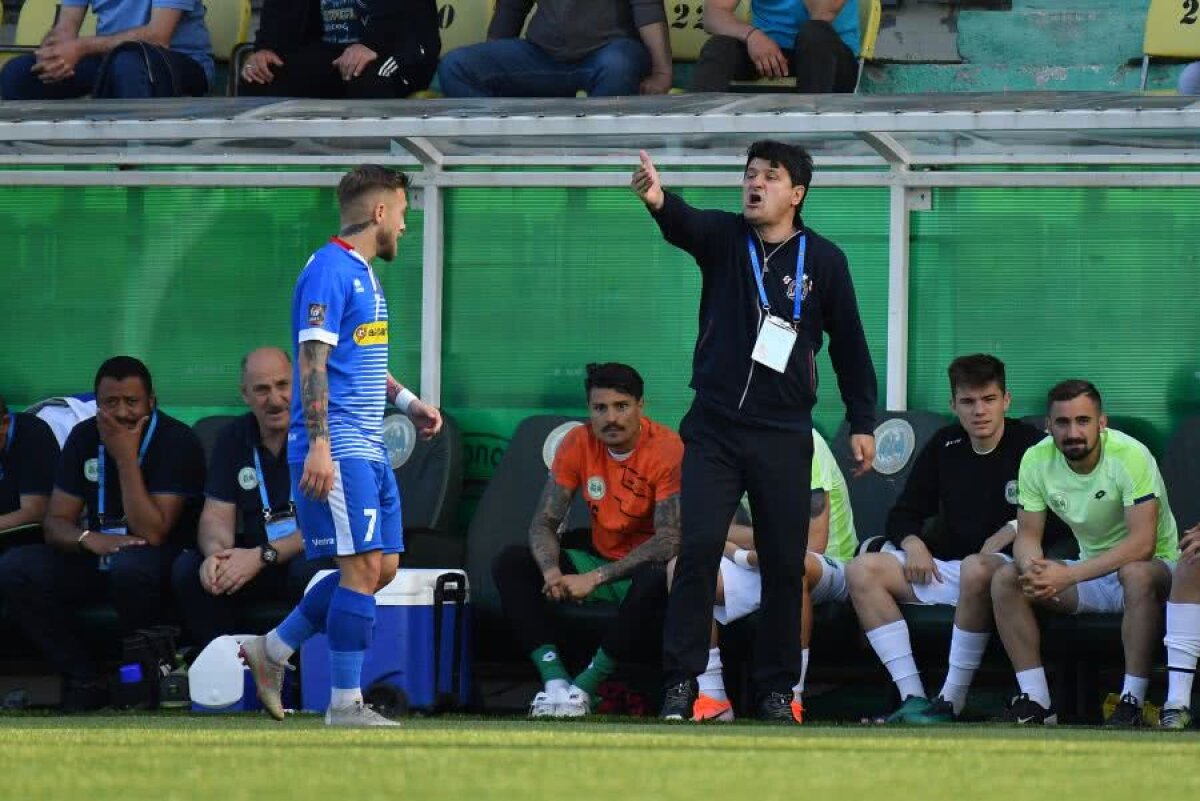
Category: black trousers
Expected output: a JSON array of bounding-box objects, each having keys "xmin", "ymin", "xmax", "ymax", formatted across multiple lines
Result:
[
  {"xmin": 0, "ymin": 543, "xmax": 176, "ymax": 681},
  {"xmin": 690, "ymin": 19, "xmax": 858, "ymax": 93},
  {"xmin": 170, "ymin": 548, "xmax": 332, "ymax": 652},
  {"xmin": 662, "ymin": 402, "xmax": 813, "ymax": 696},
  {"xmin": 492, "ymin": 543, "xmax": 667, "ymax": 662},
  {"xmin": 238, "ymin": 41, "xmax": 414, "ymax": 99}
]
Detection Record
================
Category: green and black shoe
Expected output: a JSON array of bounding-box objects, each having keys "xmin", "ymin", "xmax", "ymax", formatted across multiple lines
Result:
[
  {"xmin": 906, "ymin": 695, "xmax": 957, "ymax": 724},
  {"xmin": 882, "ymin": 695, "xmax": 933, "ymax": 724}
]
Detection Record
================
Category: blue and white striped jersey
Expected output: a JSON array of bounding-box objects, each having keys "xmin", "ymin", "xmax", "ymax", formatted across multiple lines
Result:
[{"xmin": 288, "ymin": 238, "xmax": 389, "ymax": 464}]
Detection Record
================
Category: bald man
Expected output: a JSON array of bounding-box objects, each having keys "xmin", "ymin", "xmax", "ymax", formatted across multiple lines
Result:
[{"xmin": 172, "ymin": 348, "xmax": 333, "ymax": 651}]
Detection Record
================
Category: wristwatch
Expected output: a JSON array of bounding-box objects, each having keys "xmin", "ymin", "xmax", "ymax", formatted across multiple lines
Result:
[{"xmin": 259, "ymin": 543, "xmax": 279, "ymax": 566}]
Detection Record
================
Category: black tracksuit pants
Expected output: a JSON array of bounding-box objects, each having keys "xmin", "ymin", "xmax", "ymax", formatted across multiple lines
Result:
[
  {"xmin": 690, "ymin": 19, "xmax": 858, "ymax": 93},
  {"xmin": 662, "ymin": 402, "xmax": 813, "ymax": 696}
]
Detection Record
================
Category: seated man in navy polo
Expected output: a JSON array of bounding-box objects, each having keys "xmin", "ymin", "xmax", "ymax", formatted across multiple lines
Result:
[
  {"xmin": 0, "ymin": 394, "xmax": 61, "ymax": 535},
  {"xmin": 173, "ymin": 347, "xmax": 332, "ymax": 652},
  {"xmin": 0, "ymin": 356, "xmax": 204, "ymax": 711}
]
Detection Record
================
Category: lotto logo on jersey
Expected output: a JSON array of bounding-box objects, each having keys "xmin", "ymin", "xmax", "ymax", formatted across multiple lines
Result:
[{"xmin": 353, "ymin": 321, "xmax": 389, "ymax": 346}]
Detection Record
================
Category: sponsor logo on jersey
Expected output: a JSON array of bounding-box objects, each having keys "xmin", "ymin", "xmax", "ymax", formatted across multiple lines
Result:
[{"xmin": 353, "ymin": 321, "xmax": 389, "ymax": 346}]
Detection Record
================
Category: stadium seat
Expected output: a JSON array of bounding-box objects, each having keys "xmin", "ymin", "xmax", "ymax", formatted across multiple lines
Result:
[
  {"xmin": 391, "ymin": 410, "xmax": 466, "ymax": 567},
  {"xmin": 191, "ymin": 414, "xmax": 238, "ymax": 464},
  {"xmin": 730, "ymin": 0, "xmax": 881, "ymax": 94},
  {"xmin": 829, "ymin": 409, "xmax": 948, "ymax": 544},
  {"xmin": 0, "ymin": 0, "xmax": 97, "ymax": 70},
  {"xmin": 413, "ymin": 0, "xmax": 492, "ymax": 98},
  {"xmin": 1140, "ymin": 0, "xmax": 1200, "ymax": 91},
  {"xmin": 1161, "ymin": 415, "xmax": 1200, "ymax": 532}
]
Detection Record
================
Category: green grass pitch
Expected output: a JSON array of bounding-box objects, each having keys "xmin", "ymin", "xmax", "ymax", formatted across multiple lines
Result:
[{"xmin": 2, "ymin": 714, "xmax": 1199, "ymax": 801}]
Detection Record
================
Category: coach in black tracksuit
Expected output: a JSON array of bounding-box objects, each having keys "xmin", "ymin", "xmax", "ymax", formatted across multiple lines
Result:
[
  {"xmin": 238, "ymin": 0, "xmax": 439, "ymax": 99},
  {"xmin": 632, "ymin": 141, "xmax": 877, "ymax": 722}
]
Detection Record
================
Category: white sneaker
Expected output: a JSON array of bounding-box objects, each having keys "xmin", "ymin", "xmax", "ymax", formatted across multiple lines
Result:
[
  {"xmin": 325, "ymin": 700, "xmax": 400, "ymax": 727},
  {"xmin": 529, "ymin": 691, "xmax": 559, "ymax": 718},
  {"xmin": 554, "ymin": 687, "xmax": 591, "ymax": 718}
]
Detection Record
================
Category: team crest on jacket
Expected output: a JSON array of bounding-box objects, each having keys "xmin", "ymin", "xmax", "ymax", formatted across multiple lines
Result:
[{"xmin": 783, "ymin": 273, "xmax": 812, "ymax": 302}]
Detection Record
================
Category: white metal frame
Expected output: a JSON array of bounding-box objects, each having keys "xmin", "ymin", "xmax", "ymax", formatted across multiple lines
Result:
[{"xmin": 2, "ymin": 96, "xmax": 1198, "ymax": 411}]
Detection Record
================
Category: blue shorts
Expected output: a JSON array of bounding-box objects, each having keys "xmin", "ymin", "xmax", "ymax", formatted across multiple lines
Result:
[{"xmin": 290, "ymin": 458, "xmax": 403, "ymax": 559}]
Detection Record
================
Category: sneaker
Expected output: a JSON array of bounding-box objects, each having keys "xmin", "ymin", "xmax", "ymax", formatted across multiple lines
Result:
[
  {"xmin": 882, "ymin": 695, "xmax": 933, "ymax": 724},
  {"xmin": 238, "ymin": 636, "xmax": 289, "ymax": 721},
  {"xmin": 756, "ymin": 691, "xmax": 803, "ymax": 724},
  {"xmin": 325, "ymin": 700, "xmax": 401, "ymax": 727},
  {"xmin": 555, "ymin": 687, "xmax": 591, "ymax": 718},
  {"xmin": 999, "ymin": 693, "xmax": 1058, "ymax": 726},
  {"xmin": 1159, "ymin": 705, "xmax": 1193, "ymax": 731},
  {"xmin": 528, "ymin": 690, "xmax": 558, "ymax": 718},
  {"xmin": 660, "ymin": 679, "xmax": 698, "ymax": 721},
  {"xmin": 691, "ymin": 692, "xmax": 734, "ymax": 722},
  {"xmin": 1105, "ymin": 693, "xmax": 1145, "ymax": 728},
  {"xmin": 907, "ymin": 695, "xmax": 957, "ymax": 724}
]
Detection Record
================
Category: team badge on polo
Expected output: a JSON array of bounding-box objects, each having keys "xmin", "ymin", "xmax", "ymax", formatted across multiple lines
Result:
[
  {"xmin": 1005, "ymin": 480, "xmax": 1019, "ymax": 504},
  {"xmin": 238, "ymin": 466, "xmax": 258, "ymax": 490},
  {"xmin": 1050, "ymin": 492, "xmax": 1068, "ymax": 513},
  {"xmin": 84, "ymin": 458, "xmax": 99, "ymax": 483},
  {"xmin": 586, "ymin": 476, "xmax": 606, "ymax": 500}
]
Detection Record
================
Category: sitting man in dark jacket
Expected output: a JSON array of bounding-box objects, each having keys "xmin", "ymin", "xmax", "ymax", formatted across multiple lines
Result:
[{"xmin": 238, "ymin": 0, "xmax": 439, "ymax": 98}]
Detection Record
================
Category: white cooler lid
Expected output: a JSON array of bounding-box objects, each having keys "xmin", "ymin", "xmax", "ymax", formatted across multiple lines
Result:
[{"xmin": 305, "ymin": 568, "xmax": 470, "ymax": 606}]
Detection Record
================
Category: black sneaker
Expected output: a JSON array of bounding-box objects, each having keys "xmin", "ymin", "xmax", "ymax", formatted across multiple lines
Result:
[
  {"xmin": 755, "ymin": 691, "xmax": 803, "ymax": 724},
  {"xmin": 1105, "ymin": 693, "xmax": 1145, "ymax": 728},
  {"xmin": 998, "ymin": 693, "xmax": 1058, "ymax": 725},
  {"xmin": 660, "ymin": 679, "xmax": 698, "ymax": 721}
]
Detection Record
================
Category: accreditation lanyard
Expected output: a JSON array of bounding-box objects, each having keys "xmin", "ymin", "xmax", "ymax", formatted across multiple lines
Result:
[
  {"xmin": 746, "ymin": 233, "xmax": 807, "ymax": 323},
  {"xmin": 253, "ymin": 447, "xmax": 297, "ymax": 540},
  {"xmin": 3, "ymin": 414, "xmax": 13, "ymax": 453},
  {"xmin": 96, "ymin": 411, "xmax": 158, "ymax": 521}
]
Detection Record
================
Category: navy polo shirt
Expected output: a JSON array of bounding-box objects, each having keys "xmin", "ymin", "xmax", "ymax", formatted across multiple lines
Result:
[
  {"xmin": 56, "ymin": 410, "xmax": 205, "ymax": 543},
  {"xmin": 205, "ymin": 413, "xmax": 292, "ymax": 549},
  {"xmin": 0, "ymin": 412, "xmax": 60, "ymax": 517}
]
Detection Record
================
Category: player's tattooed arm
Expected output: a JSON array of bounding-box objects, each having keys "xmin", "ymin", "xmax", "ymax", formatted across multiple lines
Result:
[
  {"xmin": 529, "ymin": 479, "xmax": 572, "ymax": 575},
  {"xmin": 596, "ymin": 493, "xmax": 681, "ymax": 584},
  {"xmin": 299, "ymin": 340, "xmax": 332, "ymax": 442},
  {"xmin": 810, "ymin": 491, "xmax": 827, "ymax": 519}
]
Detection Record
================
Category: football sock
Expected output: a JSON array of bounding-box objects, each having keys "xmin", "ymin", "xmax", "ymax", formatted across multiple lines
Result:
[
  {"xmin": 531, "ymin": 644, "xmax": 572, "ymax": 686},
  {"xmin": 939, "ymin": 626, "xmax": 990, "ymax": 715},
  {"xmin": 1015, "ymin": 667, "xmax": 1051, "ymax": 709},
  {"xmin": 1120, "ymin": 674, "xmax": 1149, "ymax": 707},
  {"xmin": 1164, "ymin": 602, "xmax": 1200, "ymax": 708},
  {"xmin": 269, "ymin": 570, "xmax": 341, "ymax": 661},
  {"xmin": 698, "ymin": 647, "xmax": 728, "ymax": 702},
  {"xmin": 866, "ymin": 620, "xmax": 925, "ymax": 700},
  {"xmin": 572, "ymin": 648, "xmax": 617, "ymax": 697},
  {"xmin": 327, "ymin": 586, "xmax": 376, "ymax": 708}
]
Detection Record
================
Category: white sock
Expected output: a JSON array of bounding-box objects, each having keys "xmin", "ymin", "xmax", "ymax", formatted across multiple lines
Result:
[
  {"xmin": 545, "ymin": 678, "xmax": 570, "ymax": 697},
  {"xmin": 697, "ymin": 647, "xmax": 728, "ymax": 701},
  {"xmin": 264, "ymin": 629, "xmax": 294, "ymax": 664},
  {"xmin": 866, "ymin": 620, "xmax": 925, "ymax": 700},
  {"xmin": 939, "ymin": 627, "xmax": 990, "ymax": 715},
  {"xmin": 330, "ymin": 687, "xmax": 363, "ymax": 709},
  {"xmin": 791, "ymin": 648, "xmax": 810, "ymax": 699},
  {"xmin": 1015, "ymin": 667, "xmax": 1051, "ymax": 709},
  {"xmin": 1120, "ymin": 674, "xmax": 1149, "ymax": 707},
  {"xmin": 1165, "ymin": 601, "xmax": 1200, "ymax": 708},
  {"xmin": 567, "ymin": 684, "xmax": 589, "ymax": 701}
]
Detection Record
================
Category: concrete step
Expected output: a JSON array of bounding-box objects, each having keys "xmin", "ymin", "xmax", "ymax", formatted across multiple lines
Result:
[
  {"xmin": 957, "ymin": 8, "xmax": 1148, "ymax": 65},
  {"xmin": 861, "ymin": 61, "xmax": 1185, "ymax": 93},
  {"xmin": 1014, "ymin": 0, "xmax": 1147, "ymax": 10}
]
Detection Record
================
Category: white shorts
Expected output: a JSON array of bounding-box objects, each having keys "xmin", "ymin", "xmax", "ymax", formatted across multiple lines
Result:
[
  {"xmin": 713, "ymin": 553, "xmax": 848, "ymax": 625},
  {"xmin": 882, "ymin": 543, "xmax": 1013, "ymax": 607},
  {"xmin": 1069, "ymin": 558, "xmax": 1176, "ymax": 614}
]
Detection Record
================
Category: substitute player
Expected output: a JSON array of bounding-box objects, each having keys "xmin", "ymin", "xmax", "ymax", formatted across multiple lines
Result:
[{"xmin": 240, "ymin": 165, "xmax": 443, "ymax": 727}]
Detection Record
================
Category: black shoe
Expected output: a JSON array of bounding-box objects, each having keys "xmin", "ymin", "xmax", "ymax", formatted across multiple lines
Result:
[
  {"xmin": 660, "ymin": 679, "xmax": 698, "ymax": 721},
  {"xmin": 61, "ymin": 678, "xmax": 110, "ymax": 712},
  {"xmin": 1105, "ymin": 693, "xmax": 1145, "ymax": 727},
  {"xmin": 755, "ymin": 691, "xmax": 803, "ymax": 724},
  {"xmin": 998, "ymin": 693, "xmax": 1057, "ymax": 726}
]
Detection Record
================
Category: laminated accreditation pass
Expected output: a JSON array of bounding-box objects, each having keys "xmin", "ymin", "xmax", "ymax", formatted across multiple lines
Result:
[{"xmin": 751, "ymin": 315, "xmax": 797, "ymax": 373}]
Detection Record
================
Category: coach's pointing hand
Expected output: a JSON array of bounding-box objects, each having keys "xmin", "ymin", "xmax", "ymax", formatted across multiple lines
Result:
[{"xmin": 631, "ymin": 150, "xmax": 665, "ymax": 212}]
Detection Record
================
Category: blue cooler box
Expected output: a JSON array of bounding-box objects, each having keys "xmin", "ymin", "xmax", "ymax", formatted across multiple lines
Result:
[{"xmin": 301, "ymin": 568, "xmax": 471, "ymax": 712}]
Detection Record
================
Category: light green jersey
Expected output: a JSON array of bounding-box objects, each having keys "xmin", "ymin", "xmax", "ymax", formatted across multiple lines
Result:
[
  {"xmin": 1018, "ymin": 428, "xmax": 1178, "ymax": 561},
  {"xmin": 812, "ymin": 430, "xmax": 857, "ymax": 563}
]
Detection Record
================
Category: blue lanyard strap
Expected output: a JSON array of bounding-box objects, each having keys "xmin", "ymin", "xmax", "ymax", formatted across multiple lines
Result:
[
  {"xmin": 3, "ymin": 414, "xmax": 14, "ymax": 453},
  {"xmin": 252, "ymin": 447, "xmax": 273, "ymax": 517},
  {"xmin": 97, "ymin": 411, "xmax": 158, "ymax": 519},
  {"xmin": 746, "ymin": 233, "xmax": 807, "ymax": 322}
]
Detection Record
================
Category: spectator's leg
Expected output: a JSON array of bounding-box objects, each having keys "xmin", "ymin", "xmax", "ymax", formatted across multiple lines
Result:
[
  {"xmin": 0, "ymin": 544, "xmax": 105, "ymax": 680},
  {"xmin": 689, "ymin": 35, "xmax": 755, "ymax": 92},
  {"xmin": 1179, "ymin": 61, "xmax": 1200, "ymax": 96},
  {"xmin": 95, "ymin": 42, "xmax": 208, "ymax": 98},
  {"xmin": 0, "ymin": 53, "xmax": 102, "ymax": 100},
  {"xmin": 239, "ymin": 42, "xmax": 351, "ymax": 99},
  {"xmin": 170, "ymin": 549, "xmax": 238, "ymax": 652},
  {"xmin": 577, "ymin": 37, "xmax": 649, "ymax": 97},
  {"xmin": 793, "ymin": 19, "xmax": 857, "ymax": 93},
  {"xmin": 106, "ymin": 545, "xmax": 174, "ymax": 635},
  {"xmin": 436, "ymin": 39, "xmax": 576, "ymax": 98}
]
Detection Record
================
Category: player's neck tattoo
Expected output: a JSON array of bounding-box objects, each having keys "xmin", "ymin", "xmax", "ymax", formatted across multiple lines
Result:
[{"xmin": 339, "ymin": 220, "xmax": 373, "ymax": 237}]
